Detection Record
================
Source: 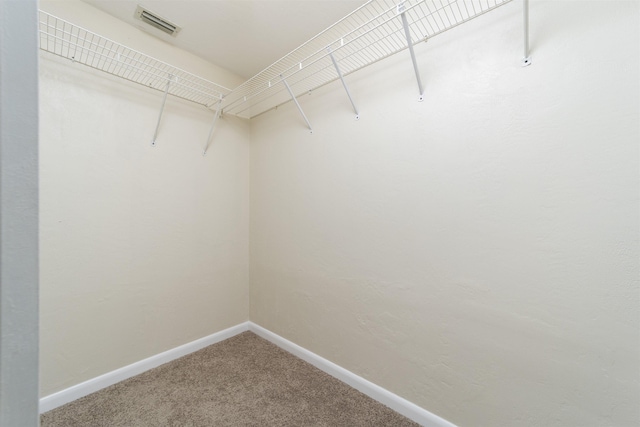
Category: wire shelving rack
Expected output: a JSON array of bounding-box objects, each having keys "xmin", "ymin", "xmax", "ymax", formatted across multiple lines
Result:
[
  {"xmin": 38, "ymin": 10, "xmax": 231, "ymax": 109},
  {"xmin": 222, "ymin": 0, "xmax": 519, "ymax": 120},
  {"xmin": 38, "ymin": 10, "xmax": 233, "ymax": 151}
]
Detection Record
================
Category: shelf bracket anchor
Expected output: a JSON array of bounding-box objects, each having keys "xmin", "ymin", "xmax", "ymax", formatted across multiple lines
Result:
[
  {"xmin": 203, "ymin": 98, "xmax": 223, "ymax": 156},
  {"xmin": 281, "ymin": 75, "xmax": 313, "ymax": 133},
  {"xmin": 522, "ymin": 0, "xmax": 531, "ymax": 66},
  {"xmin": 151, "ymin": 74, "xmax": 173, "ymax": 146},
  {"xmin": 327, "ymin": 47, "xmax": 360, "ymax": 120},
  {"xmin": 399, "ymin": 3, "xmax": 424, "ymax": 101}
]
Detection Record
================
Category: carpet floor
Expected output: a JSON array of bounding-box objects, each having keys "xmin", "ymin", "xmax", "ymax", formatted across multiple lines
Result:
[{"xmin": 41, "ymin": 331, "xmax": 420, "ymax": 426}]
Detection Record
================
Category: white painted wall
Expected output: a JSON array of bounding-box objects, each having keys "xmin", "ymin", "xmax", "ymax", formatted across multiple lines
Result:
[
  {"xmin": 0, "ymin": 0, "xmax": 39, "ymax": 424},
  {"xmin": 39, "ymin": 1, "xmax": 250, "ymax": 397},
  {"xmin": 249, "ymin": 1, "xmax": 639, "ymax": 426}
]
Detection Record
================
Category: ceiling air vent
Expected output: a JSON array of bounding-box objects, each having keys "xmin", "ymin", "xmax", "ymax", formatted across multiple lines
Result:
[{"xmin": 134, "ymin": 5, "xmax": 181, "ymax": 37}]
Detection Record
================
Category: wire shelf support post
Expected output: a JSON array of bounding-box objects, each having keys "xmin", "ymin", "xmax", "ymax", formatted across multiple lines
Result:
[
  {"xmin": 522, "ymin": 0, "xmax": 531, "ymax": 66},
  {"xmin": 38, "ymin": 11, "xmax": 231, "ymax": 108},
  {"xmin": 39, "ymin": 10, "xmax": 232, "ymax": 154},
  {"xmin": 328, "ymin": 45, "xmax": 360, "ymax": 120},
  {"xmin": 222, "ymin": 0, "xmax": 516, "ymax": 118},
  {"xmin": 152, "ymin": 74, "xmax": 173, "ymax": 146},
  {"xmin": 398, "ymin": 2, "xmax": 424, "ymax": 102},
  {"xmin": 203, "ymin": 98, "xmax": 223, "ymax": 156},
  {"xmin": 281, "ymin": 75, "xmax": 313, "ymax": 133}
]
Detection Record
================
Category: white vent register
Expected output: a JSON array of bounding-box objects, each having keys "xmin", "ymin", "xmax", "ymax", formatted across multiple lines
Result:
[{"xmin": 134, "ymin": 5, "xmax": 181, "ymax": 37}]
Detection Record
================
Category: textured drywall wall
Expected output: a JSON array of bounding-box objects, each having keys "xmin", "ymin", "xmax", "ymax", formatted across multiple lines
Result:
[
  {"xmin": 39, "ymin": 3, "xmax": 250, "ymax": 397},
  {"xmin": 249, "ymin": 1, "xmax": 639, "ymax": 426},
  {"xmin": 0, "ymin": 0, "xmax": 39, "ymax": 424}
]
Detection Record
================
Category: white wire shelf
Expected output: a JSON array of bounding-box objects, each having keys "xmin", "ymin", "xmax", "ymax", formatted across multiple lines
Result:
[
  {"xmin": 222, "ymin": 0, "xmax": 514, "ymax": 119},
  {"xmin": 38, "ymin": 10, "xmax": 231, "ymax": 109}
]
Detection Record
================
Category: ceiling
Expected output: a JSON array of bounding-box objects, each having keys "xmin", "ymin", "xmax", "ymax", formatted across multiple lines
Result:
[{"xmin": 82, "ymin": 0, "xmax": 366, "ymax": 79}]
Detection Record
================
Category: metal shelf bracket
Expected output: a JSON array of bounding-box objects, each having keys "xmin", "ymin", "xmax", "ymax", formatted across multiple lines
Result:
[
  {"xmin": 203, "ymin": 98, "xmax": 223, "ymax": 156},
  {"xmin": 398, "ymin": 2, "xmax": 424, "ymax": 102},
  {"xmin": 328, "ymin": 47, "xmax": 360, "ymax": 120},
  {"xmin": 151, "ymin": 74, "xmax": 174, "ymax": 146},
  {"xmin": 281, "ymin": 75, "xmax": 313, "ymax": 133},
  {"xmin": 222, "ymin": 0, "xmax": 514, "ymax": 118},
  {"xmin": 522, "ymin": 0, "xmax": 531, "ymax": 66}
]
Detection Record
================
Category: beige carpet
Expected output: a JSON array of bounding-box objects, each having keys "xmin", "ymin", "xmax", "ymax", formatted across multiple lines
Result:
[{"xmin": 41, "ymin": 332, "xmax": 420, "ymax": 426}]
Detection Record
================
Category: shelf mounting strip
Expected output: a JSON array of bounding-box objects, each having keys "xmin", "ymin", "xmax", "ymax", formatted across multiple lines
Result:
[
  {"xmin": 38, "ymin": 10, "xmax": 231, "ymax": 150},
  {"xmin": 222, "ymin": 0, "xmax": 529, "ymax": 121}
]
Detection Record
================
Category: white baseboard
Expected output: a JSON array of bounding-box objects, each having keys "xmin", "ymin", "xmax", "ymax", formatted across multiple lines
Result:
[
  {"xmin": 41, "ymin": 320, "xmax": 457, "ymax": 427},
  {"xmin": 248, "ymin": 322, "xmax": 457, "ymax": 427},
  {"xmin": 39, "ymin": 321, "xmax": 250, "ymax": 413}
]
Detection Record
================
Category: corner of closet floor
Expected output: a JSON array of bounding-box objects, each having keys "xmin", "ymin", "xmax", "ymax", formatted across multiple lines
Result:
[
  {"xmin": 39, "ymin": 321, "xmax": 250, "ymax": 414},
  {"xmin": 247, "ymin": 322, "xmax": 457, "ymax": 427}
]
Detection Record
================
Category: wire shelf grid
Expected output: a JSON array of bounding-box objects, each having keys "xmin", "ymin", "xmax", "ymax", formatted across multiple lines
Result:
[
  {"xmin": 38, "ymin": 10, "xmax": 231, "ymax": 108},
  {"xmin": 223, "ymin": 0, "xmax": 513, "ymax": 118}
]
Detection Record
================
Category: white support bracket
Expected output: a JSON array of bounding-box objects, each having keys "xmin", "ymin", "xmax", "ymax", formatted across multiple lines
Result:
[
  {"xmin": 281, "ymin": 74, "xmax": 313, "ymax": 133},
  {"xmin": 151, "ymin": 74, "xmax": 173, "ymax": 146},
  {"xmin": 327, "ymin": 47, "xmax": 360, "ymax": 120},
  {"xmin": 398, "ymin": 3, "xmax": 424, "ymax": 102},
  {"xmin": 203, "ymin": 98, "xmax": 223, "ymax": 156},
  {"xmin": 522, "ymin": 0, "xmax": 531, "ymax": 66}
]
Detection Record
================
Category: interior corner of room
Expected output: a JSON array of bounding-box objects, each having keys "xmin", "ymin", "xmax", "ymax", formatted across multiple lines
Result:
[{"xmin": 1, "ymin": 0, "xmax": 638, "ymax": 426}]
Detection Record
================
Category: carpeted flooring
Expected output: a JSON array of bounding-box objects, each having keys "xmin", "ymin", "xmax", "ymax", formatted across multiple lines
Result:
[{"xmin": 41, "ymin": 332, "xmax": 420, "ymax": 426}]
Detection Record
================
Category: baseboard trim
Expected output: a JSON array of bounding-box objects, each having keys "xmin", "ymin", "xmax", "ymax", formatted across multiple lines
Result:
[
  {"xmin": 41, "ymin": 320, "xmax": 457, "ymax": 426},
  {"xmin": 248, "ymin": 322, "xmax": 457, "ymax": 427},
  {"xmin": 39, "ymin": 321, "xmax": 250, "ymax": 413}
]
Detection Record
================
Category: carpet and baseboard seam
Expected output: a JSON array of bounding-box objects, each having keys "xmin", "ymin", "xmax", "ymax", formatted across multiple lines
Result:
[
  {"xmin": 40, "ymin": 321, "xmax": 457, "ymax": 427},
  {"xmin": 39, "ymin": 322, "xmax": 250, "ymax": 413}
]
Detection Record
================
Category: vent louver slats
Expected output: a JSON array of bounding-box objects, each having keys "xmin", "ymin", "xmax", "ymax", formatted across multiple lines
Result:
[{"xmin": 135, "ymin": 6, "xmax": 181, "ymax": 37}]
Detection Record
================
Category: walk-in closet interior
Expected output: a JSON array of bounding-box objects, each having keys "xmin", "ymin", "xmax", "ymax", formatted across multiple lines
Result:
[{"xmin": 1, "ymin": 0, "xmax": 637, "ymax": 425}]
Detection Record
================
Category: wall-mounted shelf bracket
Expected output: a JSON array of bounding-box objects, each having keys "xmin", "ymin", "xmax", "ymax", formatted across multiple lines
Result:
[
  {"xmin": 398, "ymin": 2, "xmax": 424, "ymax": 102},
  {"xmin": 522, "ymin": 0, "xmax": 531, "ymax": 66},
  {"xmin": 222, "ymin": 0, "xmax": 513, "ymax": 118},
  {"xmin": 203, "ymin": 98, "xmax": 223, "ymax": 156},
  {"xmin": 327, "ymin": 47, "xmax": 360, "ymax": 120},
  {"xmin": 281, "ymin": 75, "xmax": 313, "ymax": 133},
  {"xmin": 151, "ymin": 74, "xmax": 173, "ymax": 146}
]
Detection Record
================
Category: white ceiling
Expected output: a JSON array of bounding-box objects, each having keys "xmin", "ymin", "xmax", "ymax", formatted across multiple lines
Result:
[{"xmin": 82, "ymin": 0, "xmax": 366, "ymax": 79}]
